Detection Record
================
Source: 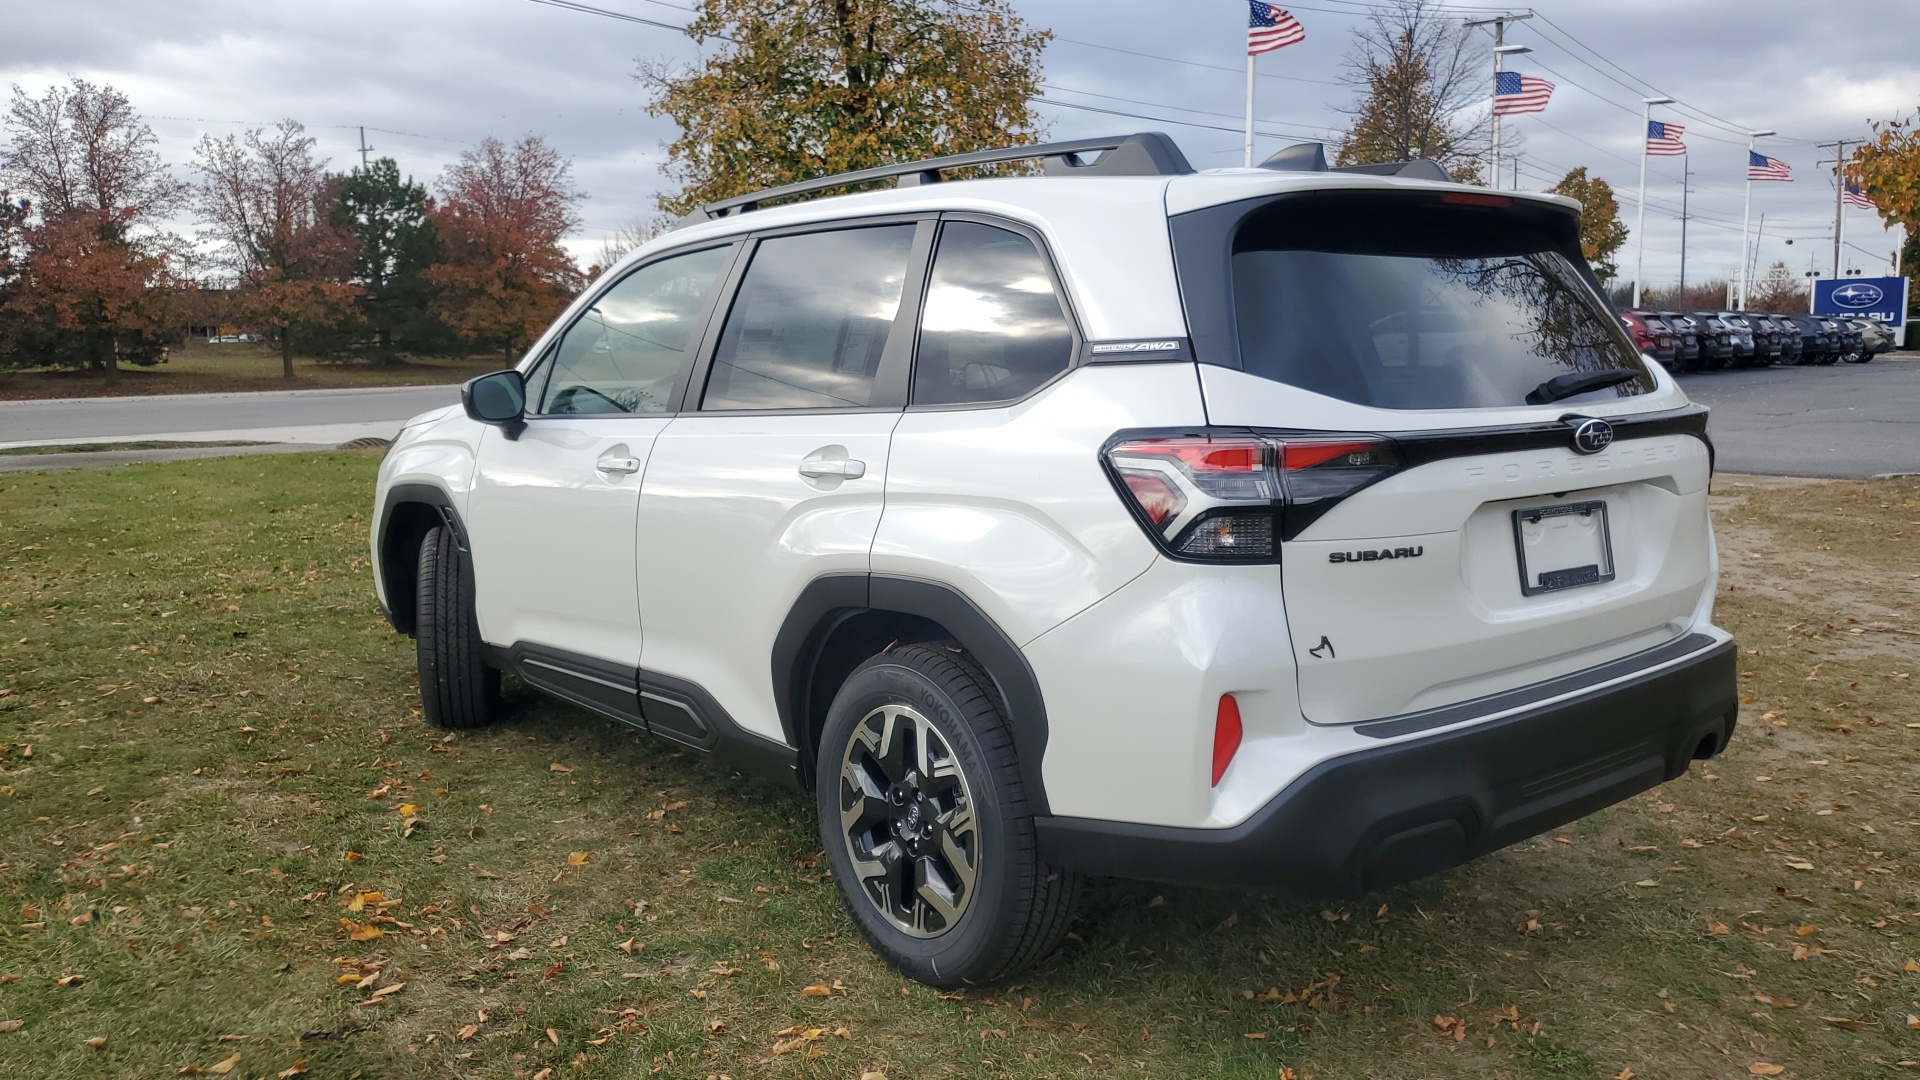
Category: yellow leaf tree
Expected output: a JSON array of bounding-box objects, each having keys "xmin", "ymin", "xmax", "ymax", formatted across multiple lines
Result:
[
  {"xmin": 1847, "ymin": 108, "xmax": 1919, "ymax": 313},
  {"xmin": 1547, "ymin": 167, "xmax": 1630, "ymax": 281},
  {"xmin": 636, "ymin": 0, "xmax": 1051, "ymax": 218}
]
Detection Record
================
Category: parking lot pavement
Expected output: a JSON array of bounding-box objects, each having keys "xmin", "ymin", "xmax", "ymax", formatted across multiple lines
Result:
[
  {"xmin": 1679, "ymin": 356, "xmax": 1920, "ymax": 479},
  {"xmin": 0, "ymin": 384, "xmax": 459, "ymax": 450}
]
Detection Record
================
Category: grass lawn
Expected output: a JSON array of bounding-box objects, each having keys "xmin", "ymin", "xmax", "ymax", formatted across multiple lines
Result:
[
  {"xmin": 0, "ymin": 455, "xmax": 1915, "ymax": 1080},
  {"xmin": 0, "ymin": 341, "xmax": 504, "ymax": 401}
]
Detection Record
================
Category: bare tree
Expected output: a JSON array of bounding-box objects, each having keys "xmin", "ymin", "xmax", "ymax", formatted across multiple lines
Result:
[
  {"xmin": 1, "ymin": 78, "xmax": 185, "ymax": 222},
  {"xmin": 1333, "ymin": 0, "xmax": 1490, "ymax": 180},
  {"xmin": 193, "ymin": 120, "xmax": 358, "ymax": 379},
  {"xmin": 592, "ymin": 215, "xmax": 668, "ymax": 276}
]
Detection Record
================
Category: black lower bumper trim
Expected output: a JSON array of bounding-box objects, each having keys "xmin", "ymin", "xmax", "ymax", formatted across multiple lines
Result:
[{"xmin": 1036, "ymin": 637, "xmax": 1737, "ymax": 896}]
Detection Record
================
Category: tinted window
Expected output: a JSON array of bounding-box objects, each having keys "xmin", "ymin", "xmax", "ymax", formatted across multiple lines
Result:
[
  {"xmin": 540, "ymin": 245, "xmax": 731, "ymax": 415},
  {"xmin": 1230, "ymin": 195, "xmax": 1654, "ymax": 410},
  {"xmin": 912, "ymin": 222, "xmax": 1074, "ymax": 405},
  {"xmin": 702, "ymin": 225, "xmax": 916, "ymax": 411}
]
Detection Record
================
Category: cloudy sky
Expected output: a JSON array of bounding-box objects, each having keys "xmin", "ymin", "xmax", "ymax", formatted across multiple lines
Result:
[{"xmin": 4, "ymin": 0, "xmax": 1914, "ymax": 291}]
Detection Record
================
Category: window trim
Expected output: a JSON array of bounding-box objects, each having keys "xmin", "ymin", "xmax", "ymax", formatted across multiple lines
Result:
[
  {"xmin": 521, "ymin": 240, "xmax": 745, "ymax": 419},
  {"xmin": 903, "ymin": 212, "xmax": 1086, "ymax": 413},
  {"xmin": 687, "ymin": 214, "xmax": 938, "ymax": 417}
]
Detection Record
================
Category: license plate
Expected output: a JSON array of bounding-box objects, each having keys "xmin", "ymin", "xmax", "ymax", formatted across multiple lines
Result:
[{"xmin": 1513, "ymin": 500, "xmax": 1615, "ymax": 596}]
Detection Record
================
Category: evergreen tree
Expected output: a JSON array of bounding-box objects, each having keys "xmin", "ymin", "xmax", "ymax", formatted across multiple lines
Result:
[{"xmin": 332, "ymin": 157, "xmax": 447, "ymax": 364}]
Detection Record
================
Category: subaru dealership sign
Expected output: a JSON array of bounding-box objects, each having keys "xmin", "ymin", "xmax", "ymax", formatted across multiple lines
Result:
[{"xmin": 1813, "ymin": 276, "xmax": 1908, "ymax": 345}]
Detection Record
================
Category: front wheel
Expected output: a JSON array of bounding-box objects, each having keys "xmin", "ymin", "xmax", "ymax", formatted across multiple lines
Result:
[
  {"xmin": 816, "ymin": 643, "xmax": 1079, "ymax": 987},
  {"xmin": 415, "ymin": 525, "xmax": 500, "ymax": 729}
]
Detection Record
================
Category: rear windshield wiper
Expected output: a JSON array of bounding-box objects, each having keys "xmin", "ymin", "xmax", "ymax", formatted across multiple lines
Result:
[{"xmin": 1525, "ymin": 369, "xmax": 1640, "ymax": 405}]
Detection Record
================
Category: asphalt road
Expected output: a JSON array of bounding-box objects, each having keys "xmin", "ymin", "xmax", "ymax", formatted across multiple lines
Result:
[
  {"xmin": 0, "ymin": 384, "xmax": 459, "ymax": 449},
  {"xmin": 0, "ymin": 363, "xmax": 1914, "ymax": 479},
  {"xmin": 1680, "ymin": 356, "xmax": 1920, "ymax": 479}
]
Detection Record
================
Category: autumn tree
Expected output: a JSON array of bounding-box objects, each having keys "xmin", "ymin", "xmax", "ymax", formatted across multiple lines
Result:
[
  {"xmin": 425, "ymin": 135, "xmax": 584, "ymax": 359},
  {"xmin": 0, "ymin": 79, "xmax": 187, "ymax": 378},
  {"xmin": 194, "ymin": 120, "xmax": 359, "ymax": 380},
  {"xmin": 1547, "ymin": 167, "xmax": 1629, "ymax": 281},
  {"xmin": 331, "ymin": 156, "xmax": 446, "ymax": 364},
  {"xmin": 636, "ymin": 0, "xmax": 1050, "ymax": 217},
  {"xmin": 1747, "ymin": 261, "xmax": 1802, "ymax": 313},
  {"xmin": 1334, "ymin": 0, "xmax": 1488, "ymax": 180},
  {"xmin": 1848, "ymin": 108, "xmax": 1919, "ymax": 314}
]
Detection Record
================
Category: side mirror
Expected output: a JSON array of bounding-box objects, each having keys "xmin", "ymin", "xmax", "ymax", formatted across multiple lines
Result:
[{"xmin": 463, "ymin": 370, "xmax": 526, "ymax": 437}]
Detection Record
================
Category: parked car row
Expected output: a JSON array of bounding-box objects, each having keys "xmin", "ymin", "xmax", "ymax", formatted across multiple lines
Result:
[{"xmin": 1621, "ymin": 310, "xmax": 1892, "ymax": 372}]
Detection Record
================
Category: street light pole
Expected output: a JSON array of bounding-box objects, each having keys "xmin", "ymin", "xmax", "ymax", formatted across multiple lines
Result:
[
  {"xmin": 1736, "ymin": 129, "xmax": 1775, "ymax": 310},
  {"xmin": 1632, "ymin": 97, "xmax": 1674, "ymax": 309},
  {"xmin": 1466, "ymin": 13, "xmax": 1532, "ymax": 189}
]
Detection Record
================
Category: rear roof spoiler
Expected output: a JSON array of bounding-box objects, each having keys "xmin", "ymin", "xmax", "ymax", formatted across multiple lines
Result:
[{"xmin": 1260, "ymin": 141, "xmax": 1451, "ymax": 183}]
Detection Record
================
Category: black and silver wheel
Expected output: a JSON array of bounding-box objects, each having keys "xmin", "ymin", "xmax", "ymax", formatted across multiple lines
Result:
[
  {"xmin": 415, "ymin": 525, "xmax": 500, "ymax": 730},
  {"xmin": 816, "ymin": 643, "xmax": 1078, "ymax": 987}
]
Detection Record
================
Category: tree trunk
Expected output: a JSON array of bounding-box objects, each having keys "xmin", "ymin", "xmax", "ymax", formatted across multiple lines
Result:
[{"xmin": 282, "ymin": 331, "xmax": 296, "ymax": 381}]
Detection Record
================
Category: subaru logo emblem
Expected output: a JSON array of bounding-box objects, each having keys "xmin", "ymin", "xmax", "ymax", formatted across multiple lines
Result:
[
  {"xmin": 1569, "ymin": 417, "xmax": 1613, "ymax": 455},
  {"xmin": 1832, "ymin": 283, "xmax": 1883, "ymax": 309}
]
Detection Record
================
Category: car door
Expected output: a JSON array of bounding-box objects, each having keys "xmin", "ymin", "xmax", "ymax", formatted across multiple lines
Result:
[
  {"xmin": 465, "ymin": 243, "xmax": 738, "ymax": 695},
  {"xmin": 635, "ymin": 218, "xmax": 932, "ymax": 748}
]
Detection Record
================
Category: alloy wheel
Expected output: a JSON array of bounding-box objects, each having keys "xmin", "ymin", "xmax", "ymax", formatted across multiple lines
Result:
[{"xmin": 836, "ymin": 703, "xmax": 980, "ymax": 938}]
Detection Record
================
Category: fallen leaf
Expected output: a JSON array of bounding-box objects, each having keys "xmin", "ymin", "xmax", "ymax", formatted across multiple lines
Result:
[
  {"xmin": 340, "ymin": 919, "xmax": 382, "ymax": 942},
  {"xmin": 0, "ymin": 1020, "xmax": 19, "ymax": 1033},
  {"xmin": 1748, "ymin": 1065, "xmax": 1785, "ymax": 1077},
  {"xmin": 456, "ymin": 1024, "xmax": 478, "ymax": 1041},
  {"xmin": 1907, "ymin": 1014, "xmax": 1919, "ymax": 1030},
  {"xmin": 802, "ymin": 984, "xmax": 833, "ymax": 997},
  {"xmin": 1615, "ymin": 1070, "xmax": 1633, "ymax": 1080},
  {"xmin": 276, "ymin": 1062, "xmax": 308, "ymax": 1078},
  {"xmin": 369, "ymin": 982, "xmax": 405, "ymax": 999},
  {"xmin": 532, "ymin": 1070, "xmax": 553, "ymax": 1080},
  {"xmin": 55, "ymin": 973, "xmax": 83, "ymax": 988},
  {"xmin": 1707, "ymin": 920, "xmax": 1731, "ymax": 935},
  {"xmin": 1243, "ymin": 1031, "xmax": 1267, "ymax": 1040},
  {"xmin": 85, "ymin": 1036, "xmax": 106, "ymax": 1049},
  {"xmin": 395, "ymin": 803, "xmax": 420, "ymax": 816},
  {"xmin": 546, "ymin": 1027, "xmax": 559, "ymax": 1046},
  {"xmin": 1822, "ymin": 1016, "xmax": 1862, "ymax": 1031},
  {"xmin": 206, "ymin": 1053, "xmax": 242, "ymax": 1075},
  {"xmin": 566, "ymin": 851, "xmax": 589, "ymax": 866},
  {"xmin": 616, "ymin": 938, "xmax": 639, "ymax": 954},
  {"xmin": 1784, "ymin": 859, "xmax": 1814, "ymax": 871},
  {"xmin": 1793, "ymin": 924, "xmax": 1819, "ymax": 937},
  {"xmin": 1904, "ymin": 960, "xmax": 1920, "ymax": 974},
  {"xmin": 1791, "ymin": 944, "xmax": 1830, "ymax": 961},
  {"xmin": 1634, "ymin": 879, "xmax": 1659, "ymax": 888},
  {"xmin": 549, "ymin": 763, "xmax": 572, "ymax": 774}
]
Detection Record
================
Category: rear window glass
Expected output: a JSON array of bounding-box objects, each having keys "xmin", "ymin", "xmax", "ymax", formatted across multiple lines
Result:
[{"xmin": 1229, "ymin": 195, "xmax": 1654, "ymax": 410}]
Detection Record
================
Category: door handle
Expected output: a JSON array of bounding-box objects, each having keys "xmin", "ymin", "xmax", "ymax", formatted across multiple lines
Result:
[
  {"xmin": 596, "ymin": 456, "xmax": 642, "ymax": 475},
  {"xmin": 798, "ymin": 458, "xmax": 866, "ymax": 479}
]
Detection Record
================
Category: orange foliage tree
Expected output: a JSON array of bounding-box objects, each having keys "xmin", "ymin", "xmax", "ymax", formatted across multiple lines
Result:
[
  {"xmin": 1848, "ymin": 109, "xmax": 1919, "ymax": 314},
  {"xmin": 0, "ymin": 78, "xmax": 187, "ymax": 377},
  {"xmin": 637, "ymin": 0, "xmax": 1050, "ymax": 217},
  {"xmin": 193, "ymin": 120, "xmax": 359, "ymax": 380},
  {"xmin": 425, "ymin": 135, "xmax": 584, "ymax": 360}
]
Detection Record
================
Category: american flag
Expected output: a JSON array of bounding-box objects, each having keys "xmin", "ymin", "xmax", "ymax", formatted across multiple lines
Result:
[
  {"xmin": 1747, "ymin": 151, "xmax": 1791, "ymax": 181},
  {"xmin": 1843, "ymin": 182, "xmax": 1876, "ymax": 210},
  {"xmin": 1645, "ymin": 120, "xmax": 1687, "ymax": 157},
  {"xmin": 1492, "ymin": 71, "xmax": 1555, "ymax": 116},
  {"xmin": 1247, "ymin": 2, "xmax": 1305, "ymax": 55}
]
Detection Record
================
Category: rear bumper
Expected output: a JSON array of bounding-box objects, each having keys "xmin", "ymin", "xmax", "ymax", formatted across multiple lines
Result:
[{"xmin": 1036, "ymin": 636, "xmax": 1737, "ymax": 896}]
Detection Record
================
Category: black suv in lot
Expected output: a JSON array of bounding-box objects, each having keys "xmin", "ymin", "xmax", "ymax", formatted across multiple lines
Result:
[
  {"xmin": 1693, "ymin": 311, "xmax": 1754, "ymax": 367},
  {"xmin": 1649, "ymin": 312, "xmax": 1701, "ymax": 372},
  {"xmin": 1786, "ymin": 315, "xmax": 1837, "ymax": 365}
]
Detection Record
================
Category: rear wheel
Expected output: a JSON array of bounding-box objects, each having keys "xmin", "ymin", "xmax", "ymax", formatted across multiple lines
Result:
[
  {"xmin": 415, "ymin": 525, "xmax": 500, "ymax": 730},
  {"xmin": 816, "ymin": 643, "xmax": 1079, "ymax": 987}
]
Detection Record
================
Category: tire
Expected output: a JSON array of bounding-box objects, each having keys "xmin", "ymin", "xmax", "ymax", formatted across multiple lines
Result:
[
  {"xmin": 815, "ymin": 642, "xmax": 1079, "ymax": 987},
  {"xmin": 415, "ymin": 524, "xmax": 500, "ymax": 730},
  {"xmin": 1816, "ymin": 350, "xmax": 1840, "ymax": 367},
  {"xmin": 1844, "ymin": 350, "xmax": 1873, "ymax": 364}
]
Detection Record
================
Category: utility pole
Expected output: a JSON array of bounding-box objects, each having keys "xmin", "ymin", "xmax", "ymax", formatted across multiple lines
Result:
[
  {"xmin": 1466, "ymin": 13, "xmax": 1533, "ymax": 190},
  {"xmin": 1632, "ymin": 96, "xmax": 1675, "ymax": 309},
  {"xmin": 1679, "ymin": 167, "xmax": 1692, "ymax": 302},
  {"xmin": 358, "ymin": 126, "xmax": 375, "ymax": 171},
  {"xmin": 1735, "ymin": 129, "xmax": 1776, "ymax": 310},
  {"xmin": 1818, "ymin": 139, "xmax": 1860, "ymax": 279}
]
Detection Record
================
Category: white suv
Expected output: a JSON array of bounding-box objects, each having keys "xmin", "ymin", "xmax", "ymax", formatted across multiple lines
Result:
[{"xmin": 371, "ymin": 133, "xmax": 1737, "ymax": 986}]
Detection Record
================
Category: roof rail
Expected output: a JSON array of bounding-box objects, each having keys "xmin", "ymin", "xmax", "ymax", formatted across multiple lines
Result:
[
  {"xmin": 679, "ymin": 132, "xmax": 1193, "ymax": 227},
  {"xmin": 1260, "ymin": 141, "xmax": 1451, "ymax": 182}
]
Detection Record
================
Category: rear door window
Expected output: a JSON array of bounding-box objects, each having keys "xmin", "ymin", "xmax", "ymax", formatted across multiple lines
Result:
[
  {"xmin": 1228, "ymin": 194, "xmax": 1654, "ymax": 409},
  {"xmin": 702, "ymin": 224, "xmax": 916, "ymax": 411},
  {"xmin": 912, "ymin": 221, "xmax": 1074, "ymax": 406}
]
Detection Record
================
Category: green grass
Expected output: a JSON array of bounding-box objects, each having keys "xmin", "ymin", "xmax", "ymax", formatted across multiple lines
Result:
[
  {"xmin": 0, "ymin": 456, "xmax": 1915, "ymax": 1079},
  {"xmin": 0, "ymin": 442, "xmax": 272, "ymax": 457},
  {"xmin": 0, "ymin": 342, "xmax": 502, "ymax": 401}
]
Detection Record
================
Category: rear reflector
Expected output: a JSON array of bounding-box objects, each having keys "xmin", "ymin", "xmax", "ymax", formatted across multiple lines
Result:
[{"xmin": 1212, "ymin": 694, "xmax": 1243, "ymax": 786}]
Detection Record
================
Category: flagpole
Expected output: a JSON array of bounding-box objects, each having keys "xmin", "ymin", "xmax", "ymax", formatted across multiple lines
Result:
[
  {"xmin": 1244, "ymin": 49, "xmax": 1256, "ymax": 168},
  {"xmin": 1735, "ymin": 130, "xmax": 1776, "ymax": 311},
  {"xmin": 1632, "ymin": 98, "xmax": 1674, "ymax": 308},
  {"xmin": 1491, "ymin": 49, "xmax": 1502, "ymax": 189}
]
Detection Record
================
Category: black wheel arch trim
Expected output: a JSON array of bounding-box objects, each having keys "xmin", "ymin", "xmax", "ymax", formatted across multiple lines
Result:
[
  {"xmin": 773, "ymin": 573, "xmax": 1052, "ymax": 815},
  {"xmin": 377, "ymin": 483, "xmax": 472, "ymax": 636}
]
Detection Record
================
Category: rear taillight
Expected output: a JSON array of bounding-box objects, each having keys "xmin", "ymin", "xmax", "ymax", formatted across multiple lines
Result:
[{"xmin": 1104, "ymin": 430, "xmax": 1400, "ymax": 560}]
